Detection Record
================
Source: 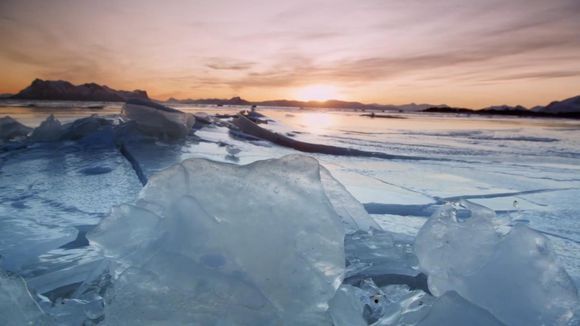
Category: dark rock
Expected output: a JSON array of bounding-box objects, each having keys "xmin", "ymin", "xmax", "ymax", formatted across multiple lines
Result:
[{"xmin": 11, "ymin": 79, "xmax": 149, "ymax": 102}]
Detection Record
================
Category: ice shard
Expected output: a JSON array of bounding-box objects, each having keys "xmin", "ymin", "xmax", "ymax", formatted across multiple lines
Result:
[
  {"xmin": 415, "ymin": 200, "xmax": 579, "ymax": 325},
  {"xmin": 121, "ymin": 99, "xmax": 195, "ymax": 140},
  {"xmin": 89, "ymin": 155, "xmax": 360, "ymax": 324},
  {"xmin": 29, "ymin": 114, "xmax": 63, "ymax": 142}
]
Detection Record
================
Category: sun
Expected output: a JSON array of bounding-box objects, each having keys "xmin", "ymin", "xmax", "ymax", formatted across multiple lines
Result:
[{"xmin": 294, "ymin": 84, "xmax": 339, "ymax": 101}]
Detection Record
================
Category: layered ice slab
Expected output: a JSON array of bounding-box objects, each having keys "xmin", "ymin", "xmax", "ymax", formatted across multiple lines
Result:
[
  {"xmin": 0, "ymin": 271, "xmax": 53, "ymax": 325},
  {"xmin": 89, "ymin": 155, "xmax": 378, "ymax": 324},
  {"xmin": 415, "ymin": 200, "xmax": 579, "ymax": 325},
  {"xmin": 121, "ymin": 98, "xmax": 195, "ymax": 139}
]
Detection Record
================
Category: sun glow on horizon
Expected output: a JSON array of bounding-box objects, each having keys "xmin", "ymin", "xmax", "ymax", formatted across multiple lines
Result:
[{"xmin": 294, "ymin": 85, "xmax": 340, "ymax": 101}]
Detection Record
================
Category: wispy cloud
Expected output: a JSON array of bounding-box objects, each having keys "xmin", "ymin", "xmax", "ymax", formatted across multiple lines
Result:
[
  {"xmin": 205, "ymin": 57, "xmax": 255, "ymax": 71},
  {"xmin": 0, "ymin": 0, "xmax": 579, "ymax": 107}
]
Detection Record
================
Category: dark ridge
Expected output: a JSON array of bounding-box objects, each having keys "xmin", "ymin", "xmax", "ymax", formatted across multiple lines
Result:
[
  {"xmin": 361, "ymin": 113, "xmax": 406, "ymax": 119},
  {"xmin": 424, "ymin": 106, "xmax": 580, "ymax": 119},
  {"xmin": 11, "ymin": 79, "xmax": 149, "ymax": 102},
  {"xmin": 125, "ymin": 98, "xmax": 182, "ymax": 113},
  {"xmin": 439, "ymin": 187, "xmax": 575, "ymax": 202},
  {"xmin": 118, "ymin": 143, "xmax": 148, "ymax": 186},
  {"xmin": 166, "ymin": 96, "xmax": 446, "ymax": 111},
  {"xmin": 59, "ymin": 225, "xmax": 94, "ymax": 249},
  {"xmin": 363, "ymin": 203, "xmax": 436, "ymax": 216},
  {"xmin": 231, "ymin": 114, "xmax": 440, "ymax": 161}
]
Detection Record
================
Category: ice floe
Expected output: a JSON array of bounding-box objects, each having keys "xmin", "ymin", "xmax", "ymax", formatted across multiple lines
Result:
[
  {"xmin": 122, "ymin": 99, "xmax": 195, "ymax": 140},
  {"xmin": 415, "ymin": 200, "xmax": 579, "ymax": 325}
]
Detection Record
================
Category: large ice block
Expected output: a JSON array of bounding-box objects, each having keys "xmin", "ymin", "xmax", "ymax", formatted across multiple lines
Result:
[
  {"xmin": 415, "ymin": 200, "xmax": 579, "ymax": 325},
  {"xmin": 0, "ymin": 271, "xmax": 53, "ymax": 325},
  {"xmin": 121, "ymin": 99, "xmax": 195, "ymax": 139},
  {"xmin": 89, "ymin": 155, "xmax": 354, "ymax": 324}
]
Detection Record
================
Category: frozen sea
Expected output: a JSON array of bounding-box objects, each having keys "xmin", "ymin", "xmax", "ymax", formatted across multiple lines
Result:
[{"xmin": 1, "ymin": 100, "xmax": 580, "ymax": 323}]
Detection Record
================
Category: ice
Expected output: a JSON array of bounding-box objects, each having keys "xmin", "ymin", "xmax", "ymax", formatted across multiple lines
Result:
[
  {"xmin": 1, "ymin": 107, "xmax": 579, "ymax": 324},
  {"xmin": 60, "ymin": 115, "xmax": 113, "ymax": 144},
  {"xmin": 0, "ymin": 270, "xmax": 53, "ymax": 325},
  {"xmin": 0, "ymin": 135, "xmax": 141, "ymax": 297},
  {"xmin": 29, "ymin": 114, "xmax": 63, "ymax": 142},
  {"xmin": 329, "ymin": 279, "xmax": 435, "ymax": 325},
  {"xmin": 344, "ymin": 230, "xmax": 420, "ymax": 287},
  {"xmin": 0, "ymin": 116, "xmax": 31, "ymax": 141},
  {"xmin": 414, "ymin": 201, "xmax": 498, "ymax": 295},
  {"xmin": 225, "ymin": 144, "xmax": 241, "ymax": 155},
  {"xmin": 330, "ymin": 278, "xmax": 508, "ymax": 326},
  {"xmin": 330, "ymin": 279, "xmax": 397, "ymax": 325},
  {"xmin": 328, "ymin": 285, "xmax": 368, "ymax": 326},
  {"xmin": 122, "ymin": 99, "xmax": 195, "ymax": 139},
  {"xmin": 417, "ymin": 291, "xmax": 503, "ymax": 326},
  {"xmin": 88, "ymin": 155, "xmax": 353, "ymax": 324},
  {"xmin": 415, "ymin": 200, "xmax": 579, "ymax": 325},
  {"xmin": 320, "ymin": 167, "xmax": 380, "ymax": 233}
]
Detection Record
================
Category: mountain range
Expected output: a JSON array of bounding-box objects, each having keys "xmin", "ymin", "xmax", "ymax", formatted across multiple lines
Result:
[
  {"xmin": 4, "ymin": 79, "xmax": 579, "ymax": 116},
  {"xmin": 425, "ymin": 97, "xmax": 580, "ymax": 118},
  {"xmin": 10, "ymin": 79, "xmax": 149, "ymax": 102},
  {"xmin": 165, "ymin": 96, "xmax": 448, "ymax": 112}
]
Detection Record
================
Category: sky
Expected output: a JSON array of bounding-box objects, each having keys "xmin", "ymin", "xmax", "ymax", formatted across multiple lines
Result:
[{"xmin": 0, "ymin": 0, "xmax": 579, "ymax": 108}]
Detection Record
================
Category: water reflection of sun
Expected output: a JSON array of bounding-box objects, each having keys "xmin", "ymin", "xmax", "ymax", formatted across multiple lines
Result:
[{"xmin": 300, "ymin": 112, "xmax": 334, "ymax": 134}]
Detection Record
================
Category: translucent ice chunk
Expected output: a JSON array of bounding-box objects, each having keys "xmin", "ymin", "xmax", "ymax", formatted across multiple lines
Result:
[
  {"xmin": 329, "ymin": 279, "xmax": 434, "ymax": 326},
  {"xmin": 414, "ymin": 201, "xmax": 498, "ymax": 295},
  {"xmin": 415, "ymin": 200, "xmax": 579, "ymax": 325},
  {"xmin": 89, "ymin": 155, "xmax": 350, "ymax": 324},
  {"xmin": 417, "ymin": 291, "xmax": 503, "ymax": 326},
  {"xmin": 0, "ymin": 116, "xmax": 31, "ymax": 141},
  {"xmin": 320, "ymin": 167, "xmax": 380, "ymax": 233},
  {"xmin": 0, "ymin": 271, "xmax": 53, "ymax": 325},
  {"xmin": 122, "ymin": 99, "xmax": 195, "ymax": 139},
  {"xmin": 60, "ymin": 115, "xmax": 112, "ymax": 141},
  {"xmin": 344, "ymin": 230, "xmax": 421, "ymax": 287},
  {"xmin": 29, "ymin": 114, "xmax": 63, "ymax": 142},
  {"xmin": 328, "ymin": 285, "xmax": 367, "ymax": 326}
]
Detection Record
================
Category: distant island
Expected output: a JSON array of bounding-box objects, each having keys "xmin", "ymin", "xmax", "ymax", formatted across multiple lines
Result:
[
  {"xmin": 4, "ymin": 79, "xmax": 580, "ymax": 118},
  {"xmin": 165, "ymin": 96, "xmax": 447, "ymax": 112},
  {"xmin": 167, "ymin": 95, "xmax": 580, "ymax": 118},
  {"xmin": 10, "ymin": 79, "xmax": 149, "ymax": 102},
  {"xmin": 425, "ymin": 95, "xmax": 580, "ymax": 119}
]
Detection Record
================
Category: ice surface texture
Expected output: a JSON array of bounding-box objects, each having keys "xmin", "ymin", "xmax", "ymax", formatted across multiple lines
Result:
[
  {"xmin": 0, "ymin": 271, "xmax": 53, "ymax": 325},
  {"xmin": 415, "ymin": 200, "xmax": 579, "ymax": 325},
  {"xmin": 122, "ymin": 99, "xmax": 195, "ymax": 139},
  {"xmin": 417, "ymin": 291, "xmax": 503, "ymax": 326},
  {"xmin": 89, "ymin": 154, "xmax": 379, "ymax": 324}
]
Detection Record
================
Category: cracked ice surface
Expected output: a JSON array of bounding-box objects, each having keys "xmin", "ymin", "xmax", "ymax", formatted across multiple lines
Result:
[
  {"xmin": 0, "ymin": 140, "xmax": 142, "ymax": 290},
  {"xmin": 1, "ymin": 105, "xmax": 580, "ymax": 324}
]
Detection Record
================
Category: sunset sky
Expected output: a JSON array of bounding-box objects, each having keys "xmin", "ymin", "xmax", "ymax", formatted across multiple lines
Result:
[{"xmin": 1, "ymin": 0, "xmax": 579, "ymax": 108}]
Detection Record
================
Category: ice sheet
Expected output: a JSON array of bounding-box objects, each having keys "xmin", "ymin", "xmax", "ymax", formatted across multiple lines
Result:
[{"xmin": 1, "ymin": 104, "xmax": 579, "ymax": 324}]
